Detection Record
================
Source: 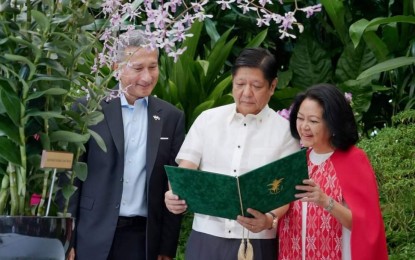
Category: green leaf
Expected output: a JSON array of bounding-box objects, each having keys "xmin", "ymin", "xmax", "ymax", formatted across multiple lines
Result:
[
  {"xmin": 88, "ymin": 129, "xmax": 107, "ymax": 153},
  {"xmin": 19, "ymin": 65, "xmax": 30, "ymax": 80},
  {"xmin": 289, "ymin": 34, "xmax": 332, "ymax": 89},
  {"xmin": 198, "ymin": 60, "xmax": 209, "ymax": 76},
  {"xmin": 62, "ymin": 184, "xmax": 77, "ymax": 201},
  {"xmin": 357, "ymin": 57, "xmax": 415, "ymax": 80},
  {"xmin": 204, "ymin": 29, "xmax": 237, "ymax": 92},
  {"xmin": 190, "ymin": 100, "xmax": 215, "ymax": 126},
  {"xmin": 320, "ymin": 0, "xmax": 347, "ymax": 44},
  {"xmin": 335, "ymin": 42, "xmax": 377, "ymax": 82},
  {"xmin": 245, "ymin": 29, "xmax": 267, "ymax": 48},
  {"xmin": 338, "ymin": 80, "xmax": 380, "ymax": 121},
  {"xmin": 362, "ymin": 31, "xmax": 389, "ymax": 62},
  {"xmin": 30, "ymin": 76, "xmax": 70, "ymax": 83},
  {"xmin": 27, "ymin": 88, "xmax": 69, "ymax": 101},
  {"xmin": 49, "ymin": 32, "xmax": 78, "ymax": 49},
  {"xmin": 4, "ymin": 54, "xmax": 36, "ymax": 80},
  {"xmin": 49, "ymin": 131, "xmax": 90, "ymax": 143},
  {"xmin": 0, "ymin": 79, "xmax": 15, "ymax": 113},
  {"xmin": 27, "ymin": 154, "xmax": 41, "ymax": 172},
  {"xmin": 172, "ymin": 58, "xmax": 192, "ymax": 105},
  {"xmin": 51, "ymin": 14, "xmax": 72, "ymax": 25},
  {"xmin": 271, "ymin": 86, "xmax": 304, "ymax": 109},
  {"xmin": 73, "ymin": 161, "xmax": 87, "ymax": 181},
  {"xmin": 40, "ymin": 132, "xmax": 51, "ymax": 151},
  {"xmin": 25, "ymin": 111, "xmax": 66, "ymax": 119},
  {"xmin": 349, "ymin": 19, "xmax": 370, "ymax": 48},
  {"xmin": 277, "ymin": 70, "xmax": 293, "ymax": 89},
  {"xmin": 84, "ymin": 111, "xmax": 104, "ymax": 126},
  {"xmin": 181, "ymin": 20, "xmax": 203, "ymax": 59},
  {"xmin": 0, "ymin": 101, "xmax": 5, "ymax": 115},
  {"xmin": 8, "ymin": 36, "xmax": 41, "ymax": 60},
  {"xmin": 167, "ymin": 80, "xmax": 179, "ymax": 104},
  {"xmin": 0, "ymin": 70, "xmax": 19, "ymax": 94},
  {"xmin": 350, "ymin": 16, "xmax": 415, "ymax": 48},
  {"xmin": 204, "ymin": 18, "xmax": 220, "ymax": 43},
  {"xmin": 207, "ymin": 75, "xmax": 232, "ymax": 101},
  {"xmin": 80, "ymin": 18, "xmax": 108, "ymax": 31},
  {"xmin": 0, "ymin": 88, "xmax": 22, "ymax": 126},
  {"xmin": 213, "ymin": 94, "xmax": 234, "ymax": 108},
  {"xmin": 31, "ymin": 10, "xmax": 50, "ymax": 33},
  {"xmin": 0, "ymin": 115, "xmax": 20, "ymax": 144},
  {"xmin": 381, "ymin": 24, "xmax": 399, "ymax": 53},
  {"xmin": 0, "ymin": 137, "xmax": 21, "ymax": 166}
]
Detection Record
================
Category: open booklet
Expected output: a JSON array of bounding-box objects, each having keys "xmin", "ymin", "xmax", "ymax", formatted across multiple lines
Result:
[{"xmin": 165, "ymin": 149, "xmax": 309, "ymax": 220}]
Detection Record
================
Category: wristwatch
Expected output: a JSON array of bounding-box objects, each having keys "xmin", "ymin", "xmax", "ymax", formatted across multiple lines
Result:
[{"xmin": 266, "ymin": 212, "xmax": 278, "ymax": 229}]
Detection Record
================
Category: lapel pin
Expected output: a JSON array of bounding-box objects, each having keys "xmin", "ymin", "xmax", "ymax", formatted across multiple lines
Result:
[{"xmin": 153, "ymin": 115, "xmax": 160, "ymax": 121}]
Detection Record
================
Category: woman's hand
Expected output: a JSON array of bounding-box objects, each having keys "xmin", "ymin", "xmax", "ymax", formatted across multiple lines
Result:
[
  {"xmin": 295, "ymin": 179, "xmax": 353, "ymax": 230},
  {"xmin": 236, "ymin": 208, "xmax": 271, "ymax": 233},
  {"xmin": 165, "ymin": 190, "xmax": 187, "ymax": 214},
  {"xmin": 295, "ymin": 179, "xmax": 330, "ymax": 208}
]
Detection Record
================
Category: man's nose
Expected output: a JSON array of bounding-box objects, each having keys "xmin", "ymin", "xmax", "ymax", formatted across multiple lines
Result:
[
  {"xmin": 141, "ymin": 68, "xmax": 152, "ymax": 82},
  {"xmin": 242, "ymin": 85, "xmax": 253, "ymax": 96}
]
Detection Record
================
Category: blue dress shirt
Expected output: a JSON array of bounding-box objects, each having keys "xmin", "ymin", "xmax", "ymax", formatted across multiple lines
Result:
[{"xmin": 119, "ymin": 94, "xmax": 148, "ymax": 217}]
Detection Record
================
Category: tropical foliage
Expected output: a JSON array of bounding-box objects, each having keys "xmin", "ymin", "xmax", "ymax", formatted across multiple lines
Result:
[
  {"xmin": 283, "ymin": 0, "xmax": 415, "ymax": 135},
  {"xmin": 0, "ymin": 0, "xmax": 108, "ymax": 216},
  {"xmin": 155, "ymin": 0, "xmax": 415, "ymax": 135},
  {"xmin": 359, "ymin": 110, "xmax": 415, "ymax": 259}
]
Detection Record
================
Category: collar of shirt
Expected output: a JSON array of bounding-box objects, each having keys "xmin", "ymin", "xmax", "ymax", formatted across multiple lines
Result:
[
  {"xmin": 120, "ymin": 93, "xmax": 148, "ymax": 110},
  {"xmin": 227, "ymin": 103, "xmax": 270, "ymax": 125}
]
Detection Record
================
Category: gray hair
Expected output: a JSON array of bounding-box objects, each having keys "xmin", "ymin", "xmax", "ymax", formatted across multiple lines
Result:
[{"xmin": 115, "ymin": 30, "xmax": 158, "ymax": 63}]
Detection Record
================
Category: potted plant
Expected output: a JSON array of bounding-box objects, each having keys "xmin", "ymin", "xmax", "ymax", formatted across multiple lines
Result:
[{"xmin": 0, "ymin": 1, "xmax": 108, "ymax": 258}]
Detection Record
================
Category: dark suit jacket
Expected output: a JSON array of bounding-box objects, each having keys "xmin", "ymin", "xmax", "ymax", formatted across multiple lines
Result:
[{"xmin": 71, "ymin": 95, "xmax": 185, "ymax": 259}]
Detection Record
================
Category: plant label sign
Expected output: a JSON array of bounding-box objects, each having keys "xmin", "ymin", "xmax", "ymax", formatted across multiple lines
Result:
[{"xmin": 40, "ymin": 150, "xmax": 74, "ymax": 169}]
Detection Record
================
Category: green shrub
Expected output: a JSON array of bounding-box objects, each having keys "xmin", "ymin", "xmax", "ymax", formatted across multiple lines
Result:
[{"xmin": 358, "ymin": 110, "xmax": 415, "ymax": 258}]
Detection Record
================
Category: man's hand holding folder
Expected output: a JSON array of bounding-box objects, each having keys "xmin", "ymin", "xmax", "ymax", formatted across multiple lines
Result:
[{"xmin": 165, "ymin": 149, "xmax": 309, "ymax": 220}]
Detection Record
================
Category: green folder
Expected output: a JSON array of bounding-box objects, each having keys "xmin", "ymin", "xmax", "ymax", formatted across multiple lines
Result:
[{"xmin": 165, "ymin": 149, "xmax": 309, "ymax": 220}]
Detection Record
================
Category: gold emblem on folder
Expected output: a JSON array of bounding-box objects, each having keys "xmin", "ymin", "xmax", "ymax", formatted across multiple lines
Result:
[{"xmin": 268, "ymin": 178, "xmax": 284, "ymax": 194}]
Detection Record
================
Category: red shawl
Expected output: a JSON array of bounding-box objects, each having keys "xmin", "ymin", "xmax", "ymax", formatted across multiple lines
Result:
[{"xmin": 331, "ymin": 146, "xmax": 388, "ymax": 260}]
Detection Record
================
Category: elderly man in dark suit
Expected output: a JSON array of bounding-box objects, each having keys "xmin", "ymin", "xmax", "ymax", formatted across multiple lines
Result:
[{"xmin": 67, "ymin": 30, "xmax": 185, "ymax": 260}]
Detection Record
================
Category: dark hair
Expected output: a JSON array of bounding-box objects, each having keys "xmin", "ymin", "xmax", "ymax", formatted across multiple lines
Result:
[
  {"xmin": 231, "ymin": 47, "xmax": 277, "ymax": 85},
  {"xmin": 289, "ymin": 83, "xmax": 358, "ymax": 151}
]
